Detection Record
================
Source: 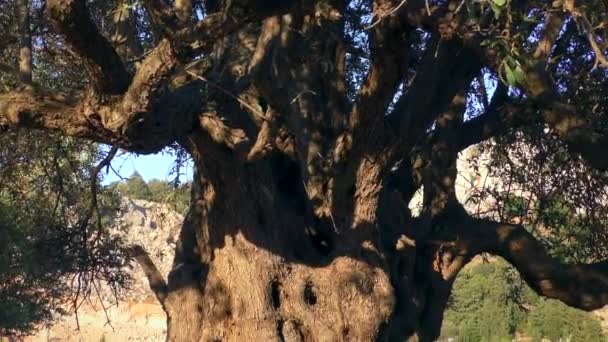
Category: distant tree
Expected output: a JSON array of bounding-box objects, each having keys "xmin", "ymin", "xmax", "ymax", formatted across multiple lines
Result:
[
  {"xmin": 524, "ymin": 298, "xmax": 605, "ymax": 342},
  {"xmin": 147, "ymin": 179, "xmax": 173, "ymax": 203},
  {"xmin": 441, "ymin": 260, "xmax": 606, "ymax": 342},
  {"xmin": 116, "ymin": 172, "xmax": 152, "ymax": 201},
  {"xmin": 161, "ymin": 182, "xmax": 191, "ymax": 215},
  {"xmin": 441, "ymin": 261, "xmax": 530, "ymax": 341},
  {"xmin": 112, "ymin": 177, "xmax": 191, "ymax": 214}
]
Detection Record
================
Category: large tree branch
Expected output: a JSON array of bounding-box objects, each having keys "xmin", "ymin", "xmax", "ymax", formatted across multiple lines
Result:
[
  {"xmin": 0, "ymin": 91, "xmax": 116, "ymax": 144},
  {"xmin": 186, "ymin": 0, "xmax": 304, "ymax": 55},
  {"xmin": 104, "ymin": 2, "xmax": 297, "ymax": 138},
  {"xmin": 385, "ymin": 0, "xmax": 509, "ymax": 154},
  {"xmin": 455, "ymin": 82, "xmax": 535, "ymax": 151},
  {"xmin": 244, "ymin": 3, "xmax": 348, "ymax": 173},
  {"xmin": 0, "ymin": 87, "xmax": 197, "ymax": 153},
  {"xmin": 128, "ymin": 245, "xmax": 168, "ymax": 305},
  {"xmin": 411, "ymin": 89, "xmax": 469, "ymax": 243},
  {"xmin": 117, "ymin": 39, "xmax": 180, "ymax": 128},
  {"xmin": 386, "ymin": 38, "xmax": 481, "ymax": 157},
  {"xmin": 347, "ymin": 0, "xmax": 411, "ymax": 155},
  {"xmin": 47, "ymin": 0, "xmax": 131, "ymax": 94},
  {"xmin": 2, "ymin": 1, "xmax": 308, "ymax": 154},
  {"xmin": 451, "ymin": 215, "xmax": 608, "ymax": 311}
]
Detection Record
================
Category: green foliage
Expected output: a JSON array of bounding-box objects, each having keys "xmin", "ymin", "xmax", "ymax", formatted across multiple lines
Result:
[
  {"xmin": 111, "ymin": 173, "xmax": 191, "ymax": 214},
  {"xmin": 112, "ymin": 172, "xmax": 153, "ymax": 201},
  {"xmin": 440, "ymin": 260, "xmax": 606, "ymax": 342},
  {"xmin": 441, "ymin": 261, "xmax": 530, "ymax": 341},
  {"xmin": 500, "ymin": 57, "xmax": 526, "ymax": 87},
  {"xmin": 0, "ymin": 132, "xmax": 129, "ymax": 336},
  {"xmin": 488, "ymin": 0, "xmax": 508, "ymax": 20},
  {"xmin": 523, "ymin": 299, "xmax": 605, "ymax": 342},
  {"xmin": 503, "ymin": 195, "xmax": 527, "ymax": 220},
  {"xmin": 532, "ymin": 195, "xmax": 595, "ymax": 262},
  {"xmin": 1, "ymin": 2, "xmax": 125, "ymax": 334}
]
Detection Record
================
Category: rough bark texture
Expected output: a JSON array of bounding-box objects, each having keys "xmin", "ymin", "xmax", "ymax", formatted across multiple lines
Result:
[
  {"xmin": 16, "ymin": 0, "xmax": 32, "ymax": 86},
  {"xmin": 2, "ymin": 0, "xmax": 608, "ymax": 341}
]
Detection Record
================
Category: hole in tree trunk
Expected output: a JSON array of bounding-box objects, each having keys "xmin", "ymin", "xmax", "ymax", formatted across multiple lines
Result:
[
  {"xmin": 342, "ymin": 327, "xmax": 350, "ymax": 338},
  {"xmin": 273, "ymin": 155, "xmax": 301, "ymax": 198},
  {"xmin": 303, "ymin": 280, "xmax": 317, "ymax": 306},
  {"xmin": 276, "ymin": 318, "xmax": 286, "ymax": 342},
  {"xmin": 270, "ymin": 154, "xmax": 307, "ymax": 214},
  {"xmin": 270, "ymin": 278, "xmax": 281, "ymax": 309}
]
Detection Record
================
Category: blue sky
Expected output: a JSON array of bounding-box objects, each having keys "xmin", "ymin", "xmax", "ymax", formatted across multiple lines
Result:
[{"xmin": 101, "ymin": 149, "xmax": 193, "ymax": 185}]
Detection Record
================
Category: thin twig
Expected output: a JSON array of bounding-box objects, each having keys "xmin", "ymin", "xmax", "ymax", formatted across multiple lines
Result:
[
  {"xmin": 454, "ymin": 0, "xmax": 466, "ymax": 14},
  {"xmin": 78, "ymin": 146, "xmax": 119, "ymax": 233},
  {"xmin": 93, "ymin": 280, "xmax": 115, "ymax": 331},
  {"xmin": 568, "ymin": 8, "xmax": 608, "ymax": 68},
  {"xmin": 364, "ymin": 0, "xmax": 408, "ymax": 30},
  {"xmin": 184, "ymin": 69, "xmax": 267, "ymax": 119}
]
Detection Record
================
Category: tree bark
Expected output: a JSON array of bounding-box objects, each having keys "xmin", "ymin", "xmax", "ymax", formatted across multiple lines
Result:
[
  {"xmin": 158, "ymin": 143, "xmax": 407, "ymax": 341},
  {"xmin": 16, "ymin": 0, "xmax": 32, "ymax": 86}
]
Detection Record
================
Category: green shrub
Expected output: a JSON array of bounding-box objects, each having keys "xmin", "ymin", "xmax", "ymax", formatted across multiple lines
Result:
[{"xmin": 440, "ymin": 259, "xmax": 606, "ymax": 342}]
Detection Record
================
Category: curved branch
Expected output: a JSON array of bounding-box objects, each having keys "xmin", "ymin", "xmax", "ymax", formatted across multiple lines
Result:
[
  {"xmin": 118, "ymin": 39, "xmax": 180, "ymax": 125},
  {"xmin": 78, "ymin": 146, "xmax": 119, "ymax": 232},
  {"xmin": 453, "ymin": 216, "xmax": 608, "ymax": 311},
  {"xmin": 128, "ymin": 244, "xmax": 168, "ymax": 305},
  {"xmin": 456, "ymin": 83, "xmax": 532, "ymax": 150},
  {"xmin": 0, "ymin": 89, "xmax": 197, "ymax": 154},
  {"xmin": 47, "ymin": 0, "xmax": 131, "ymax": 94},
  {"xmin": 386, "ymin": 38, "xmax": 482, "ymax": 155},
  {"xmin": 348, "ymin": 0, "xmax": 411, "ymax": 154},
  {"xmin": 0, "ymin": 91, "xmax": 113, "ymax": 142}
]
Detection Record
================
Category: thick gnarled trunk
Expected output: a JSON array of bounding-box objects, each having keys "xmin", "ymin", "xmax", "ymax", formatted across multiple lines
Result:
[
  {"xmin": 166, "ymin": 232, "xmax": 396, "ymax": 341},
  {"xmin": 160, "ymin": 149, "xmax": 418, "ymax": 341},
  {"xmin": 148, "ymin": 119, "xmax": 467, "ymax": 341}
]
